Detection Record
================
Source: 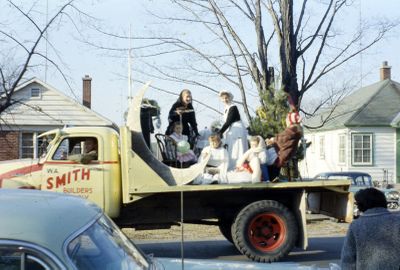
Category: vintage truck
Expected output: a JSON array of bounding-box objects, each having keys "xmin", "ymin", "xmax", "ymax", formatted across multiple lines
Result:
[{"xmin": 0, "ymin": 83, "xmax": 353, "ymax": 263}]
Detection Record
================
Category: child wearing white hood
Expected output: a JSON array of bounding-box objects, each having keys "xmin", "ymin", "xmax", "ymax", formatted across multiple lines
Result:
[
  {"xmin": 194, "ymin": 134, "xmax": 229, "ymax": 184},
  {"xmin": 235, "ymin": 135, "xmax": 270, "ymax": 183}
]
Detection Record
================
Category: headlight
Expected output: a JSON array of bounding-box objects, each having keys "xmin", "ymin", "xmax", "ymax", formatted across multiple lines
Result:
[{"xmin": 386, "ymin": 191, "xmax": 399, "ymax": 200}]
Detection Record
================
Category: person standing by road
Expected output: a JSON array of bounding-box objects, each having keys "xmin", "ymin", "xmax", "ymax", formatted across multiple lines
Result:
[
  {"xmin": 340, "ymin": 187, "xmax": 400, "ymax": 270},
  {"xmin": 218, "ymin": 90, "xmax": 248, "ymax": 170},
  {"xmin": 165, "ymin": 89, "xmax": 199, "ymax": 144}
]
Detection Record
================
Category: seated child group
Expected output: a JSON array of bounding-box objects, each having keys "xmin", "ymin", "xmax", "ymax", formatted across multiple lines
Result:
[{"xmin": 164, "ymin": 111, "xmax": 302, "ymax": 185}]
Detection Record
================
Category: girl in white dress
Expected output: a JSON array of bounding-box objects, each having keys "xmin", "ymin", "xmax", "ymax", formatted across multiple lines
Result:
[
  {"xmin": 218, "ymin": 90, "xmax": 248, "ymax": 170},
  {"xmin": 195, "ymin": 134, "xmax": 229, "ymax": 184}
]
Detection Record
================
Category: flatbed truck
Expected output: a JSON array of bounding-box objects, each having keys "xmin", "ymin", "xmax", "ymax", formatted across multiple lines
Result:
[{"xmin": 0, "ymin": 84, "xmax": 353, "ymax": 262}]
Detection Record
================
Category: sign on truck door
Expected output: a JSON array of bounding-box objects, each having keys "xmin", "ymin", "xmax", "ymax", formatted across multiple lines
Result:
[{"xmin": 42, "ymin": 136, "xmax": 105, "ymax": 209}]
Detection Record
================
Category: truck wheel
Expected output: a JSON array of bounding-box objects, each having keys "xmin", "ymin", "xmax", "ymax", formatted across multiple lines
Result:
[
  {"xmin": 232, "ymin": 200, "xmax": 298, "ymax": 262},
  {"xmin": 218, "ymin": 218, "xmax": 233, "ymax": 243}
]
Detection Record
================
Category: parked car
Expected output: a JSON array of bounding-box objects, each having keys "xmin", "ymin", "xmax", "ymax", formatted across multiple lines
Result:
[
  {"xmin": 0, "ymin": 189, "xmax": 334, "ymax": 270},
  {"xmin": 314, "ymin": 171, "xmax": 400, "ymax": 215}
]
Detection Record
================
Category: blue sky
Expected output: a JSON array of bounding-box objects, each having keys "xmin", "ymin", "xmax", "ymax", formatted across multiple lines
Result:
[{"xmin": 7, "ymin": 0, "xmax": 400, "ymax": 131}]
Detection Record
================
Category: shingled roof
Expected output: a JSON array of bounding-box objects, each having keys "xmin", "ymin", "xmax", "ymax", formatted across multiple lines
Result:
[
  {"xmin": 304, "ymin": 79, "xmax": 400, "ymax": 131},
  {"xmin": 1, "ymin": 77, "xmax": 117, "ymax": 129}
]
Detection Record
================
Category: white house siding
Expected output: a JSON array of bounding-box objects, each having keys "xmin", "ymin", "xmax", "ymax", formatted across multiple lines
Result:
[
  {"xmin": 350, "ymin": 127, "xmax": 396, "ymax": 183},
  {"xmin": 2, "ymin": 81, "xmax": 113, "ymax": 127},
  {"xmin": 0, "ymin": 78, "xmax": 116, "ymax": 161},
  {"xmin": 300, "ymin": 128, "xmax": 348, "ymax": 178},
  {"xmin": 300, "ymin": 126, "xmax": 396, "ymax": 184}
]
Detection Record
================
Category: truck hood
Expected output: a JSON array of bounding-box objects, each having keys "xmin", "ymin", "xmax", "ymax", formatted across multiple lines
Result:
[{"xmin": 0, "ymin": 158, "xmax": 42, "ymax": 188}]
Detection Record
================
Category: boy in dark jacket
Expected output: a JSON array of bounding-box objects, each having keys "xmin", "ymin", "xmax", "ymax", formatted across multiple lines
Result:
[{"xmin": 266, "ymin": 111, "xmax": 303, "ymax": 181}]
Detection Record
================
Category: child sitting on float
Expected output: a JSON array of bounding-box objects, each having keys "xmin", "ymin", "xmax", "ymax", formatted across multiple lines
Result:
[
  {"xmin": 229, "ymin": 135, "xmax": 269, "ymax": 183},
  {"xmin": 169, "ymin": 122, "xmax": 197, "ymax": 165},
  {"xmin": 194, "ymin": 134, "xmax": 229, "ymax": 184},
  {"xmin": 265, "ymin": 111, "xmax": 303, "ymax": 181}
]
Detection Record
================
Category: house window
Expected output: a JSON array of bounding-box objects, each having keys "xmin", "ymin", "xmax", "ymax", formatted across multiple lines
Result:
[
  {"xmin": 21, "ymin": 133, "xmax": 34, "ymax": 158},
  {"xmin": 352, "ymin": 133, "xmax": 373, "ymax": 165},
  {"xmin": 20, "ymin": 132, "xmax": 46, "ymax": 158},
  {"xmin": 319, "ymin": 135, "xmax": 325, "ymax": 159},
  {"xmin": 338, "ymin": 134, "xmax": 346, "ymax": 164},
  {"xmin": 31, "ymin": 88, "xmax": 41, "ymax": 98}
]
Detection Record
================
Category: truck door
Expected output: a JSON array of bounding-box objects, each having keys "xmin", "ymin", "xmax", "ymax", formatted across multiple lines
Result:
[{"xmin": 41, "ymin": 136, "xmax": 105, "ymax": 209}]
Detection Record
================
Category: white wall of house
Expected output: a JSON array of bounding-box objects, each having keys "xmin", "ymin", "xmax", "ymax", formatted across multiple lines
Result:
[
  {"xmin": 2, "ymin": 80, "xmax": 112, "ymax": 127},
  {"xmin": 300, "ymin": 128, "xmax": 348, "ymax": 178},
  {"xmin": 0, "ymin": 78, "xmax": 115, "ymax": 160},
  {"xmin": 300, "ymin": 127, "xmax": 397, "ymax": 184}
]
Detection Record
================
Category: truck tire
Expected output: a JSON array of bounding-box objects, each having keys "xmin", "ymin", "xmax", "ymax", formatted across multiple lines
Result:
[
  {"xmin": 232, "ymin": 200, "xmax": 298, "ymax": 262},
  {"xmin": 218, "ymin": 218, "xmax": 234, "ymax": 244}
]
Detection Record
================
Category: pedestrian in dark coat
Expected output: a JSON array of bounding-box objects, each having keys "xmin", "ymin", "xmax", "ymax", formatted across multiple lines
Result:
[{"xmin": 341, "ymin": 188, "xmax": 400, "ymax": 270}]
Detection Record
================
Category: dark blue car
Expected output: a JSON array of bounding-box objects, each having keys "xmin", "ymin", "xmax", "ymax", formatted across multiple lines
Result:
[{"xmin": 314, "ymin": 171, "xmax": 399, "ymax": 215}]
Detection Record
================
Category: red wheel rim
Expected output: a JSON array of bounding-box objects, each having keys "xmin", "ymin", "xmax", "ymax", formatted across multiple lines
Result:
[{"xmin": 247, "ymin": 213, "xmax": 286, "ymax": 252}]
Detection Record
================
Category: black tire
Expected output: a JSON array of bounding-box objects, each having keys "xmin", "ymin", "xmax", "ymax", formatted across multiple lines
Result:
[
  {"xmin": 232, "ymin": 200, "xmax": 298, "ymax": 263},
  {"xmin": 218, "ymin": 218, "xmax": 234, "ymax": 244}
]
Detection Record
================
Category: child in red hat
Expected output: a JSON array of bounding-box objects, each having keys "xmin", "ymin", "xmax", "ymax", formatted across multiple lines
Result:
[{"xmin": 266, "ymin": 111, "xmax": 303, "ymax": 181}]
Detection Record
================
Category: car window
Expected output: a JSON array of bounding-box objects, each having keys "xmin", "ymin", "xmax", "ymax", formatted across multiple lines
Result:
[
  {"xmin": 52, "ymin": 137, "xmax": 98, "ymax": 161},
  {"xmin": 364, "ymin": 175, "xmax": 373, "ymax": 186},
  {"xmin": 0, "ymin": 249, "xmax": 52, "ymax": 270},
  {"xmin": 67, "ymin": 215, "xmax": 149, "ymax": 270},
  {"xmin": 354, "ymin": 176, "xmax": 369, "ymax": 186}
]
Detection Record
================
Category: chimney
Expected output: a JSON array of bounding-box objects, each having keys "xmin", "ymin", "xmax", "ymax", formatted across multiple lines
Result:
[
  {"xmin": 380, "ymin": 61, "xmax": 391, "ymax": 81},
  {"xmin": 82, "ymin": 75, "xmax": 92, "ymax": 108}
]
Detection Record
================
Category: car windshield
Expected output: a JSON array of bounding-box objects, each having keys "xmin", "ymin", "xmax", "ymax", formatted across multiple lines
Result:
[
  {"xmin": 67, "ymin": 215, "xmax": 150, "ymax": 270},
  {"xmin": 353, "ymin": 175, "xmax": 371, "ymax": 186}
]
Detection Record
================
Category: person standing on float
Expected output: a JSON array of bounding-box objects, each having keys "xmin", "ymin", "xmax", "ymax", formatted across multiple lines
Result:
[
  {"xmin": 218, "ymin": 90, "xmax": 248, "ymax": 170},
  {"xmin": 165, "ymin": 89, "xmax": 199, "ymax": 142}
]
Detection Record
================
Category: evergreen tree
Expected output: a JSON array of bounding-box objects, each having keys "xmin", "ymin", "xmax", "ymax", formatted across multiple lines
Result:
[{"xmin": 249, "ymin": 87, "xmax": 289, "ymax": 139}]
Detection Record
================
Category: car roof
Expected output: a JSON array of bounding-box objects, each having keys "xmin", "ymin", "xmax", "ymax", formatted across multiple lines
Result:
[
  {"xmin": 316, "ymin": 171, "xmax": 371, "ymax": 177},
  {"xmin": 0, "ymin": 189, "xmax": 101, "ymax": 260}
]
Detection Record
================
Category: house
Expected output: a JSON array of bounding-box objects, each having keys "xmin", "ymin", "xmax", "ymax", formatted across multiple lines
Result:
[
  {"xmin": 0, "ymin": 76, "xmax": 116, "ymax": 161},
  {"xmin": 300, "ymin": 62, "xmax": 400, "ymax": 184}
]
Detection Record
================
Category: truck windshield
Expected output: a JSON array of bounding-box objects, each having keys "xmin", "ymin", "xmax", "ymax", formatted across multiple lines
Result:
[
  {"xmin": 67, "ymin": 215, "xmax": 150, "ymax": 270},
  {"xmin": 38, "ymin": 134, "xmax": 55, "ymax": 158}
]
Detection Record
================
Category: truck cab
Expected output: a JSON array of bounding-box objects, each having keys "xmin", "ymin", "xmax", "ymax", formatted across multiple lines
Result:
[{"xmin": 38, "ymin": 127, "xmax": 122, "ymax": 218}]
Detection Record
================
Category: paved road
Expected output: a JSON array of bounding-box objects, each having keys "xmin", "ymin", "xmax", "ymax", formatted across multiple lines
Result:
[{"xmin": 137, "ymin": 236, "xmax": 345, "ymax": 268}]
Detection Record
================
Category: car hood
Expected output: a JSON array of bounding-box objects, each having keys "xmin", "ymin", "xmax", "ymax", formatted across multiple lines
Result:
[
  {"xmin": 155, "ymin": 257, "xmax": 331, "ymax": 269},
  {"xmin": 350, "ymin": 186, "xmax": 398, "ymax": 193},
  {"xmin": 379, "ymin": 187, "xmax": 399, "ymax": 194}
]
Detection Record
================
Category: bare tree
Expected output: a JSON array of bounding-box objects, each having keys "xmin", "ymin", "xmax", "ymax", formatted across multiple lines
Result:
[
  {"xmin": 0, "ymin": 0, "xmax": 82, "ymax": 117},
  {"xmin": 85, "ymin": 0, "xmax": 397, "ymax": 132}
]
